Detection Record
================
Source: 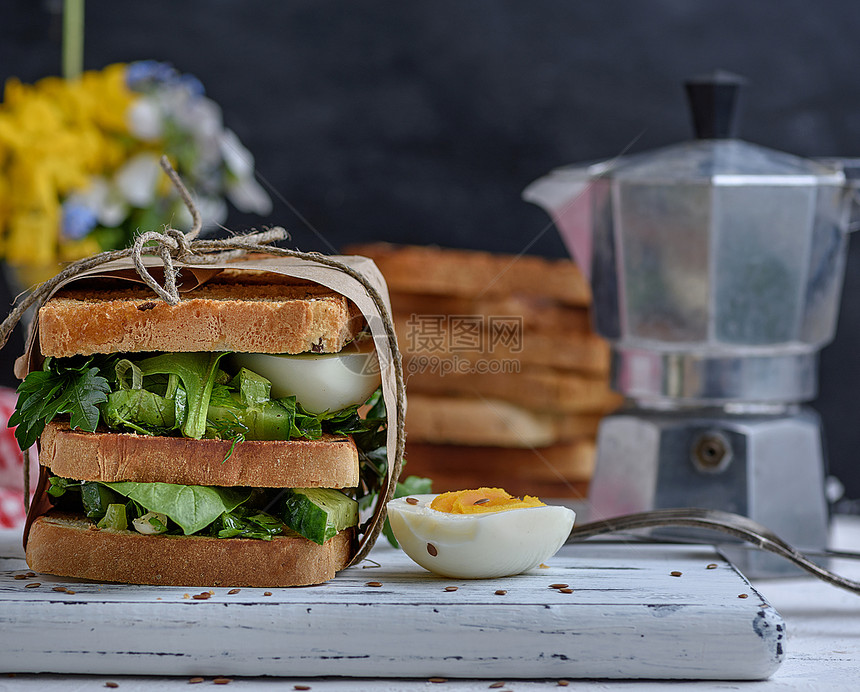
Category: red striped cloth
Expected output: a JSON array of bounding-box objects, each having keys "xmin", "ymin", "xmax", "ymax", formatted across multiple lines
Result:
[{"xmin": 0, "ymin": 387, "xmax": 37, "ymax": 528}]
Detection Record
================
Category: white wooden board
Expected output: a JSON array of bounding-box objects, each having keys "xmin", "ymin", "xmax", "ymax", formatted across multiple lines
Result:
[{"xmin": 0, "ymin": 540, "xmax": 784, "ymax": 680}]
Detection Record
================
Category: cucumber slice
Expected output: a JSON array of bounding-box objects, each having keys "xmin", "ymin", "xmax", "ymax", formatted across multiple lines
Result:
[
  {"xmin": 97, "ymin": 503, "xmax": 128, "ymax": 531},
  {"xmin": 282, "ymin": 488, "xmax": 358, "ymax": 545}
]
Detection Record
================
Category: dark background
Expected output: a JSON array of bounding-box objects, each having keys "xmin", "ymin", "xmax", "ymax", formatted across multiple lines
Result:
[{"xmin": 4, "ymin": 0, "xmax": 860, "ymax": 501}]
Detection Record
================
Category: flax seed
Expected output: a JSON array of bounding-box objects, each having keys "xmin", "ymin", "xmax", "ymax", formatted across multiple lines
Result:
[
  {"xmin": 65, "ymin": 590, "xmax": 76, "ymax": 595},
  {"xmin": 366, "ymin": 581, "xmax": 382, "ymax": 587},
  {"xmin": 559, "ymin": 588, "xmax": 574, "ymax": 594},
  {"xmin": 105, "ymin": 683, "xmax": 119, "ymax": 689},
  {"xmin": 263, "ymin": 592, "xmax": 272, "ymax": 596},
  {"xmin": 444, "ymin": 586, "xmax": 458, "ymax": 592},
  {"xmin": 25, "ymin": 583, "xmax": 40, "ymax": 589},
  {"xmin": 707, "ymin": 563, "xmax": 718, "ymax": 569},
  {"xmin": 489, "ymin": 683, "xmax": 506, "ymax": 689},
  {"xmin": 495, "ymin": 589, "xmax": 507, "ymax": 595},
  {"xmin": 428, "ymin": 678, "xmax": 447, "ymax": 683},
  {"xmin": 294, "ymin": 686, "xmax": 311, "ymax": 691},
  {"xmin": 670, "ymin": 571, "xmax": 683, "ymax": 577},
  {"xmin": 13, "ymin": 575, "xmax": 26, "ymax": 580},
  {"xmin": 549, "ymin": 583, "xmax": 568, "ymax": 589},
  {"xmin": 192, "ymin": 593, "xmax": 210, "ymax": 600},
  {"xmin": 738, "ymin": 593, "xmax": 749, "ymax": 599},
  {"xmin": 52, "ymin": 586, "xmax": 68, "ymax": 593},
  {"xmin": 474, "ymin": 498, "xmax": 490, "ymax": 505},
  {"xmin": 228, "ymin": 588, "xmax": 240, "ymax": 594},
  {"xmin": 427, "ymin": 543, "xmax": 438, "ymax": 556},
  {"xmin": 405, "ymin": 497, "xmax": 419, "ymax": 505},
  {"xmin": 188, "ymin": 678, "xmax": 205, "ymax": 684},
  {"xmin": 213, "ymin": 678, "xmax": 232, "ymax": 685}
]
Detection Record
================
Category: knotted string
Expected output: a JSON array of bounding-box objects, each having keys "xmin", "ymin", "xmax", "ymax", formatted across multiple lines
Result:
[{"xmin": 2, "ymin": 156, "xmax": 405, "ymax": 562}]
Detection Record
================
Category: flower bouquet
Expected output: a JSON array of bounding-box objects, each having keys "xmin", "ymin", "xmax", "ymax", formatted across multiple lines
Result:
[{"xmin": 0, "ymin": 60, "xmax": 271, "ymax": 288}]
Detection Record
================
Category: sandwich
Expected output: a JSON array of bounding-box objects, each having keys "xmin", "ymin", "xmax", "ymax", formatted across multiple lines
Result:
[{"xmin": 13, "ymin": 263, "xmax": 388, "ymax": 587}]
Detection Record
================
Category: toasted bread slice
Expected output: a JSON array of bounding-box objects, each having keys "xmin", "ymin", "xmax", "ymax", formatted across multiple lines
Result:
[
  {"xmin": 396, "ymin": 320, "xmax": 610, "ymax": 374},
  {"xmin": 344, "ymin": 243, "xmax": 591, "ymax": 306},
  {"xmin": 40, "ymin": 420, "xmax": 359, "ymax": 488},
  {"xmin": 27, "ymin": 510, "xmax": 355, "ymax": 587},
  {"xmin": 389, "ymin": 292, "xmax": 594, "ymax": 335},
  {"xmin": 404, "ymin": 362, "xmax": 622, "ymax": 414},
  {"xmin": 39, "ymin": 275, "xmax": 364, "ymax": 358},
  {"xmin": 405, "ymin": 440, "xmax": 595, "ymax": 483},
  {"xmin": 405, "ymin": 441, "xmax": 594, "ymax": 499},
  {"xmin": 405, "ymin": 394, "xmax": 602, "ymax": 447}
]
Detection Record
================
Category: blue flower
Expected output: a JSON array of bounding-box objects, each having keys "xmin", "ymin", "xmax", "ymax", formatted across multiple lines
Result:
[
  {"xmin": 177, "ymin": 73, "xmax": 205, "ymax": 97},
  {"xmin": 126, "ymin": 60, "xmax": 178, "ymax": 90},
  {"xmin": 61, "ymin": 200, "xmax": 98, "ymax": 240},
  {"xmin": 126, "ymin": 61, "xmax": 206, "ymax": 98}
]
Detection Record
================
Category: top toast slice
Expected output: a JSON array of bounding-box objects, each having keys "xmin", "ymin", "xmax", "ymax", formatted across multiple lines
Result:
[{"xmin": 39, "ymin": 272, "xmax": 364, "ymax": 357}]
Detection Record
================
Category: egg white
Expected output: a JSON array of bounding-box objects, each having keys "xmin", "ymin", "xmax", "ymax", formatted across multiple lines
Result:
[
  {"xmin": 233, "ymin": 335, "xmax": 381, "ymax": 414},
  {"xmin": 387, "ymin": 494, "xmax": 576, "ymax": 579}
]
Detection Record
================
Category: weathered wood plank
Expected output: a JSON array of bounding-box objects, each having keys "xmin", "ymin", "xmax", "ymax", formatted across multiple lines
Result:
[{"xmin": 0, "ymin": 541, "xmax": 784, "ymax": 680}]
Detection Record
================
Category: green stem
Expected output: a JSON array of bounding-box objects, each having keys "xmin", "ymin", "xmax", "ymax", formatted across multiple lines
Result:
[{"xmin": 62, "ymin": 0, "xmax": 85, "ymax": 80}]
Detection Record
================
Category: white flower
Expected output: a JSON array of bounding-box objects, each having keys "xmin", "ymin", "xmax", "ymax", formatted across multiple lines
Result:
[
  {"xmin": 115, "ymin": 153, "xmax": 162, "ymax": 208},
  {"xmin": 227, "ymin": 177, "xmax": 272, "ymax": 215},
  {"xmin": 220, "ymin": 128, "xmax": 254, "ymax": 180},
  {"xmin": 126, "ymin": 96, "xmax": 164, "ymax": 141},
  {"xmin": 174, "ymin": 94, "xmax": 223, "ymax": 144},
  {"xmin": 220, "ymin": 129, "xmax": 272, "ymax": 214},
  {"xmin": 69, "ymin": 177, "xmax": 129, "ymax": 228}
]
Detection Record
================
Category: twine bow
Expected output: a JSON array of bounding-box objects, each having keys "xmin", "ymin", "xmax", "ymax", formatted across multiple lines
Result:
[{"xmin": 0, "ymin": 156, "xmax": 405, "ymax": 565}]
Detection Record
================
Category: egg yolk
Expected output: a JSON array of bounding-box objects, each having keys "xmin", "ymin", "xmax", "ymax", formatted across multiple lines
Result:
[{"xmin": 430, "ymin": 487, "xmax": 545, "ymax": 514}]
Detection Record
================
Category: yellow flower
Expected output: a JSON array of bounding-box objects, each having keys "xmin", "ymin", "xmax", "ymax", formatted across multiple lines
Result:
[
  {"xmin": 4, "ymin": 157, "xmax": 60, "ymax": 267},
  {"xmin": 58, "ymin": 235, "xmax": 102, "ymax": 263},
  {"xmin": 0, "ymin": 63, "xmax": 144, "ymax": 275}
]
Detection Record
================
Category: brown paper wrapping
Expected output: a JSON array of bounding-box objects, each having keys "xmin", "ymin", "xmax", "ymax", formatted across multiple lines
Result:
[{"xmin": 19, "ymin": 254, "xmax": 404, "ymax": 568}]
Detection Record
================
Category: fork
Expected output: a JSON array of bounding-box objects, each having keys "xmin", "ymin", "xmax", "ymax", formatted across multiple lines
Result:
[{"xmin": 567, "ymin": 507, "xmax": 860, "ymax": 595}]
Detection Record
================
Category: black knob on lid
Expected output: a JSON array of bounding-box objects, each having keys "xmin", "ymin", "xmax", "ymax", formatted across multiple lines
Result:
[{"xmin": 685, "ymin": 70, "xmax": 746, "ymax": 139}]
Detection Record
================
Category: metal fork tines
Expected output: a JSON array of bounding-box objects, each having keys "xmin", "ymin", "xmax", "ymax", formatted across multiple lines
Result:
[{"xmin": 567, "ymin": 507, "xmax": 860, "ymax": 595}]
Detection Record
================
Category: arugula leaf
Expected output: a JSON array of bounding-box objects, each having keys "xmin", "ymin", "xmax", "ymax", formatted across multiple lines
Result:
[
  {"xmin": 288, "ymin": 391, "xmax": 383, "ymax": 441},
  {"xmin": 46, "ymin": 476, "xmax": 82, "ymax": 498},
  {"xmin": 8, "ymin": 358, "xmax": 111, "ymax": 450},
  {"xmin": 104, "ymin": 481, "xmax": 251, "ymax": 535},
  {"xmin": 104, "ymin": 388, "xmax": 180, "ymax": 435},
  {"xmin": 132, "ymin": 352, "xmax": 228, "ymax": 439},
  {"xmin": 215, "ymin": 507, "xmax": 284, "ymax": 540},
  {"xmin": 364, "ymin": 387, "xmax": 386, "ymax": 421}
]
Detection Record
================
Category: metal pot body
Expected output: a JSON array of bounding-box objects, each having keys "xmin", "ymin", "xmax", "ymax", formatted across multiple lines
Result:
[{"xmin": 524, "ymin": 141, "xmax": 854, "ymax": 404}]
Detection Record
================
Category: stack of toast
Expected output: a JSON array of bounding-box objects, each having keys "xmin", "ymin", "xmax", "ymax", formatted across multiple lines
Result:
[{"xmin": 346, "ymin": 243, "xmax": 622, "ymax": 499}]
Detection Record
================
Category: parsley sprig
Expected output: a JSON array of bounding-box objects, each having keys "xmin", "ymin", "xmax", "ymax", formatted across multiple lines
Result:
[{"xmin": 9, "ymin": 357, "xmax": 111, "ymax": 450}]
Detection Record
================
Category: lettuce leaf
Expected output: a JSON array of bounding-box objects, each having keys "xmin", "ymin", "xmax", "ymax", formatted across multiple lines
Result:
[{"xmin": 105, "ymin": 481, "xmax": 251, "ymax": 535}]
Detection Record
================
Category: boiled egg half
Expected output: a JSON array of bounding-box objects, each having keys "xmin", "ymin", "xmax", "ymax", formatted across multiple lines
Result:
[
  {"xmin": 232, "ymin": 334, "xmax": 381, "ymax": 414},
  {"xmin": 387, "ymin": 488, "xmax": 575, "ymax": 579}
]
